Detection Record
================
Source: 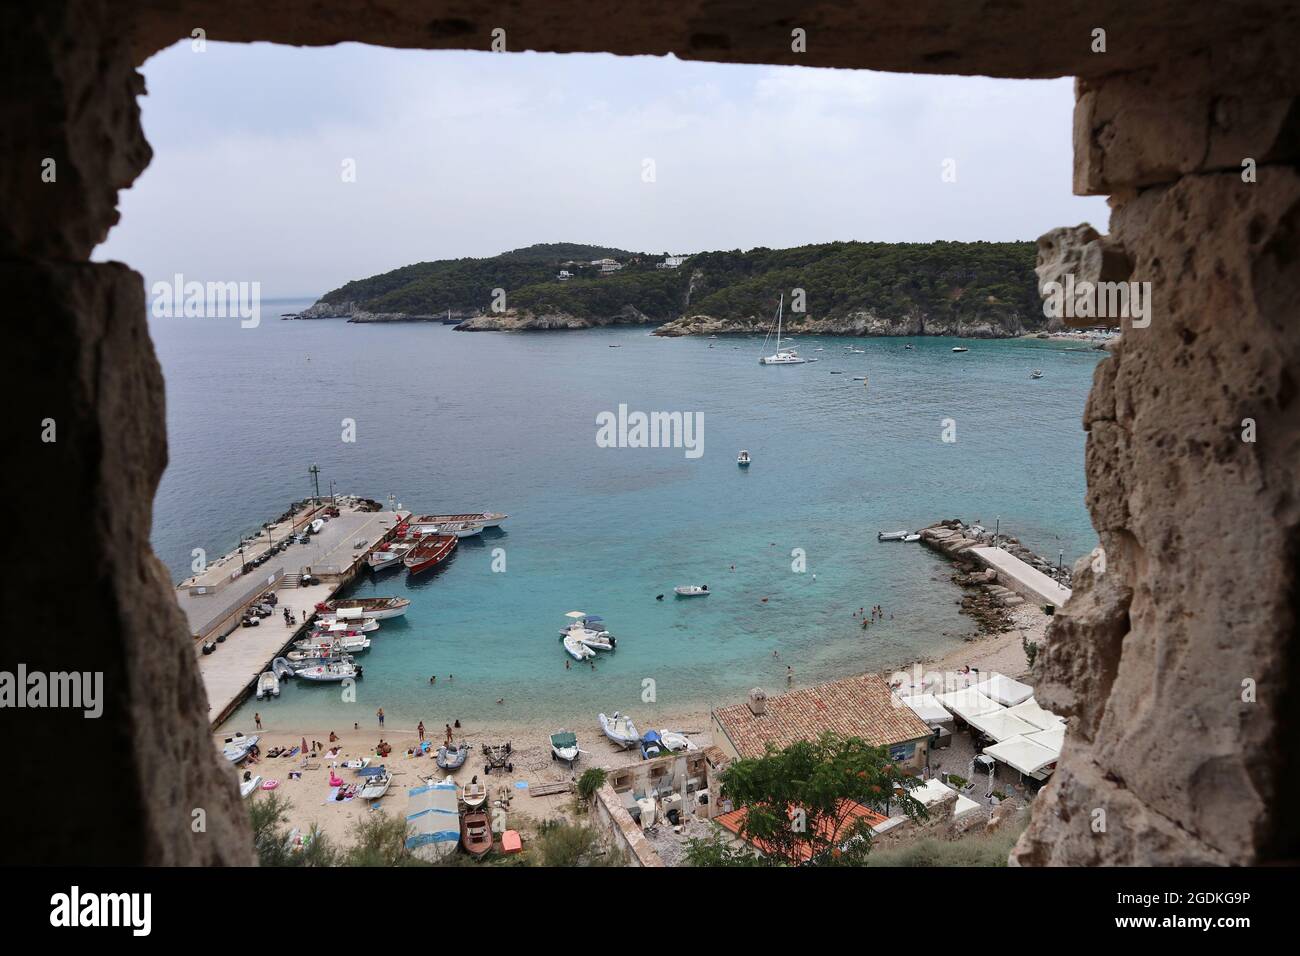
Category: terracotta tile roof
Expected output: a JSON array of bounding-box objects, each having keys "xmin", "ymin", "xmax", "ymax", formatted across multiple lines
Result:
[
  {"xmin": 712, "ymin": 673, "xmax": 931, "ymax": 759},
  {"xmin": 715, "ymin": 800, "xmax": 890, "ymax": 863}
]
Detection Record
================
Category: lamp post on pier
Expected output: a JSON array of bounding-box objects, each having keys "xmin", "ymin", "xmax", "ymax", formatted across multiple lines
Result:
[{"xmin": 308, "ymin": 463, "xmax": 321, "ymax": 504}]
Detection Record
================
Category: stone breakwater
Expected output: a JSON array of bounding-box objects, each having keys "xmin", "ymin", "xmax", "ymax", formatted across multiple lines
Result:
[{"xmin": 920, "ymin": 519, "xmax": 1073, "ymax": 634}]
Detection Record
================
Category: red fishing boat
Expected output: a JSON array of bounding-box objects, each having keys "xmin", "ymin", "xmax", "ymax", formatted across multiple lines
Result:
[{"xmin": 403, "ymin": 533, "xmax": 458, "ymax": 574}]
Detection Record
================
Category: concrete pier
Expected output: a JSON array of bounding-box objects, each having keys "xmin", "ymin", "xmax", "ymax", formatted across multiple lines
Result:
[
  {"xmin": 176, "ymin": 498, "xmax": 410, "ymax": 727},
  {"xmin": 969, "ymin": 546, "xmax": 1072, "ymax": 609}
]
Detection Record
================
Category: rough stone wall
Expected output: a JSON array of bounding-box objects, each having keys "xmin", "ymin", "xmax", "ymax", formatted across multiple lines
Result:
[
  {"xmin": 1013, "ymin": 39, "xmax": 1300, "ymax": 864},
  {"xmin": 1, "ymin": 0, "xmax": 250, "ymax": 864},
  {"xmin": 2, "ymin": 0, "xmax": 1297, "ymax": 864}
]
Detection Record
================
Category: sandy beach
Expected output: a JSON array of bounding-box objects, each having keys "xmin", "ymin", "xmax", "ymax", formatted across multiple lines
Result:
[{"xmin": 225, "ymin": 603, "xmax": 1047, "ymax": 846}]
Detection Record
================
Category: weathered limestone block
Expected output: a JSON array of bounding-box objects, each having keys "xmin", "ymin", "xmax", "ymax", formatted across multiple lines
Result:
[
  {"xmin": 2, "ymin": 260, "xmax": 251, "ymax": 864},
  {"xmin": 1075, "ymin": 34, "xmax": 1300, "ymax": 194},
  {"xmin": 1015, "ymin": 169, "xmax": 1300, "ymax": 865}
]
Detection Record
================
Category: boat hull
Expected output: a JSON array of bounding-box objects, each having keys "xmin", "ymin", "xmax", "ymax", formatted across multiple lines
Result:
[{"xmin": 404, "ymin": 534, "xmax": 458, "ymax": 574}]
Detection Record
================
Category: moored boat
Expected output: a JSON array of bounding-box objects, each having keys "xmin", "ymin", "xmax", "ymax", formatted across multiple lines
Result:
[
  {"xmin": 674, "ymin": 584, "xmax": 710, "ymax": 597},
  {"xmin": 316, "ymin": 596, "xmax": 411, "ymax": 620},
  {"xmin": 310, "ymin": 616, "xmax": 379, "ymax": 634},
  {"xmin": 294, "ymin": 661, "xmax": 362, "ymax": 682},
  {"xmin": 737, "ymin": 449, "xmax": 751, "ymax": 467},
  {"xmin": 952, "ymin": 346, "xmax": 969, "ymax": 352},
  {"xmin": 598, "ymin": 711, "xmax": 640, "ymax": 749},
  {"xmin": 403, "ymin": 534, "xmax": 458, "ymax": 574},
  {"xmin": 563, "ymin": 633, "xmax": 595, "ymax": 660},
  {"xmin": 877, "ymin": 530, "xmax": 910, "ymax": 541},
  {"xmin": 405, "ymin": 512, "xmax": 508, "ymax": 530},
  {"xmin": 256, "ymin": 671, "xmax": 280, "ymax": 699},
  {"xmin": 367, "ymin": 540, "xmax": 417, "ymax": 570},
  {"xmin": 293, "ymin": 633, "xmax": 371, "ymax": 654}
]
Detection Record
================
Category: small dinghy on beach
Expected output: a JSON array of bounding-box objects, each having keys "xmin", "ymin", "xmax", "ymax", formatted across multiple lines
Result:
[
  {"xmin": 437, "ymin": 743, "xmax": 469, "ymax": 770},
  {"xmin": 460, "ymin": 809, "xmax": 493, "ymax": 858},
  {"xmin": 599, "ymin": 711, "xmax": 640, "ymax": 749},
  {"xmin": 658, "ymin": 730, "xmax": 697, "ymax": 752},
  {"xmin": 222, "ymin": 732, "xmax": 259, "ymax": 763},
  {"xmin": 461, "ymin": 777, "xmax": 488, "ymax": 808},
  {"xmin": 357, "ymin": 766, "xmax": 392, "ymax": 800}
]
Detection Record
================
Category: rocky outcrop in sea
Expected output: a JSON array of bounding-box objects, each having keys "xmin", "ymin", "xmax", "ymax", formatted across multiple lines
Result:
[
  {"xmin": 653, "ymin": 309, "xmax": 1029, "ymax": 338},
  {"xmin": 454, "ymin": 305, "xmax": 653, "ymax": 331}
]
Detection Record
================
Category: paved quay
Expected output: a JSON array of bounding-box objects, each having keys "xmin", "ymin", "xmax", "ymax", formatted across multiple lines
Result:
[
  {"xmin": 173, "ymin": 499, "xmax": 409, "ymax": 727},
  {"xmin": 969, "ymin": 546, "xmax": 1072, "ymax": 608}
]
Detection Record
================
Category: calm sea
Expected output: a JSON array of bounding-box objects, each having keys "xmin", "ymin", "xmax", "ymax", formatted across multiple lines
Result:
[{"xmin": 149, "ymin": 300, "xmax": 1102, "ymax": 730}]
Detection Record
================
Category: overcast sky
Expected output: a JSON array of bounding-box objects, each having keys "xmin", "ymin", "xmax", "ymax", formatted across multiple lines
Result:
[{"xmin": 95, "ymin": 42, "xmax": 1108, "ymax": 300}]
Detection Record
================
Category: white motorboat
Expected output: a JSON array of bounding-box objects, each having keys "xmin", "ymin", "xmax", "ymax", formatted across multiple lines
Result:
[
  {"xmin": 461, "ymin": 778, "xmax": 488, "ymax": 808},
  {"xmin": 311, "ymin": 616, "xmax": 379, "ymax": 633},
  {"xmin": 877, "ymin": 530, "xmax": 910, "ymax": 542},
  {"xmin": 573, "ymin": 628, "xmax": 614, "ymax": 651},
  {"xmin": 367, "ymin": 541, "xmax": 416, "ymax": 570},
  {"xmin": 1030, "ymin": 369, "xmax": 1044, "ymax": 379},
  {"xmin": 674, "ymin": 584, "xmax": 710, "ymax": 597},
  {"xmin": 315, "ymin": 597, "xmax": 410, "ymax": 620},
  {"xmin": 293, "ymin": 633, "xmax": 371, "ymax": 654},
  {"xmin": 550, "ymin": 731, "xmax": 580, "ymax": 767},
  {"xmin": 902, "ymin": 533, "xmax": 922, "ymax": 542},
  {"xmin": 598, "ymin": 711, "xmax": 640, "ymax": 748},
  {"xmin": 952, "ymin": 346, "xmax": 969, "ymax": 352},
  {"xmin": 256, "ymin": 671, "xmax": 280, "ymax": 700},
  {"xmin": 310, "ymin": 518, "xmax": 326, "ymax": 534},
  {"xmin": 295, "ymin": 661, "xmax": 362, "ymax": 682},
  {"xmin": 222, "ymin": 732, "xmax": 260, "ymax": 763},
  {"xmin": 563, "ymin": 634, "xmax": 595, "ymax": 660},
  {"xmin": 737, "ymin": 450, "xmax": 752, "ymax": 467},
  {"xmin": 357, "ymin": 767, "xmax": 392, "ymax": 800},
  {"xmin": 240, "ymin": 774, "xmax": 262, "ymax": 798},
  {"xmin": 759, "ymin": 294, "xmax": 807, "ymax": 365},
  {"xmin": 659, "ymin": 730, "xmax": 697, "ymax": 752},
  {"xmin": 437, "ymin": 520, "xmax": 486, "ymax": 538}
]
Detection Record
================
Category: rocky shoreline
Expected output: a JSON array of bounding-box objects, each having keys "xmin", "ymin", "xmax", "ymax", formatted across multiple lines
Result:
[
  {"xmin": 918, "ymin": 518, "xmax": 1073, "ymax": 637},
  {"xmin": 289, "ymin": 298, "xmax": 1036, "ymax": 338}
]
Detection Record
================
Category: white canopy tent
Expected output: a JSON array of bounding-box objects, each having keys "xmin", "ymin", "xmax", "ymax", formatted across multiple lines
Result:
[
  {"xmin": 972, "ymin": 672, "xmax": 1035, "ymax": 706},
  {"xmin": 897, "ymin": 693, "xmax": 953, "ymax": 725},
  {"xmin": 909, "ymin": 778, "xmax": 982, "ymax": 820},
  {"xmin": 936, "ymin": 688, "xmax": 1003, "ymax": 721},
  {"xmin": 965, "ymin": 708, "xmax": 1043, "ymax": 743},
  {"xmin": 1004, "ymin": 697, "xmax": 1066, "ymax": 731},
  {"xmin": 1025, "ymin": 723, "xmax": 1066, "ymax": 752},
  {"xmin": 982, "ymin": 735, "xmax": 1060, "ymax": 777}
]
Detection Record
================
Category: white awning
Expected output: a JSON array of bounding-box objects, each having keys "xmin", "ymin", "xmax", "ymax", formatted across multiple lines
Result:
[
  {"xmin": 973, "ymin": 672, "xmax": 1035, "ymax": 706},
  {"xmin": 901, "ymin": 778, "xmax": 982, "ymax": 821},
  {"xmin": 936, "ymin": 688, "xmax": 1003, "ymax": 721},
  {"xmin": 1004, "ymin": 697, "xmax": 1066, "ymax": 731},
  {"xmin": 897, "ymin": 693, "xmax": 953, "ymax": 724},
  {"xmin": 983, "ymin": 735, "xmax": 1060, "ymax": 775},
  {"xmin": 965, "ymin": 709, "xmax": 1042, "ymax": 743},
  {"xmin": 1025, "ymin": 723, "xmax": 1066, "ymax": 752}
]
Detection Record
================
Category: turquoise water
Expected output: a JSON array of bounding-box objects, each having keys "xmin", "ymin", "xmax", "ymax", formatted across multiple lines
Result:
[{"xmin": 150, "ymin": 304, "xmax": 1102, "ymax": 729}]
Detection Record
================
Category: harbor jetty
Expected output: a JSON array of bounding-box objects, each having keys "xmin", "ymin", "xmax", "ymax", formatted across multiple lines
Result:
[
  {"xmin": 918, "ymin": 519, "xmax": 1073, "ymax": 618},
  {"xmin": 180, "ymin": 496, "xmax": 410, "ymax": 727}
]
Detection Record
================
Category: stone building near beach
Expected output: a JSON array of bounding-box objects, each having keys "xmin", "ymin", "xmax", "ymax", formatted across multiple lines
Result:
[{"xmin": 710, "ymin": 675, "xmax": 933, "ymax": 772}]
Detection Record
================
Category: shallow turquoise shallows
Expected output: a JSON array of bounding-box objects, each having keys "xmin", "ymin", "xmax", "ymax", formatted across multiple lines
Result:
[{"xmin": 150, "ymin": 303, "xmax": 1102, "ymax": 730}]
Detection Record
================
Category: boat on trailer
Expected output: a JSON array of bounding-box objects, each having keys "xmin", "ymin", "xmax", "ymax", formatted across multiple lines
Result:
[
  {"xmin": 315, "ymin": 596, "xmax": 411, "ymax": 620},
  {"xmin": 550, "ymin": 731, "xmax": 580, "ymax": 768},
  {"xmin": 404, "ymin": 534, "xmax": 458, "ymax": 574},
  {"xmin": 598, "ymin": 712, "xmax": 640, "ymax": 749}
]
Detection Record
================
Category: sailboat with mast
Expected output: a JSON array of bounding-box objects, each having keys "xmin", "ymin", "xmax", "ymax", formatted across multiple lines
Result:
[{"xmin": 759, "ymin": 293, "xmax": 807, "ymax": 365}]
